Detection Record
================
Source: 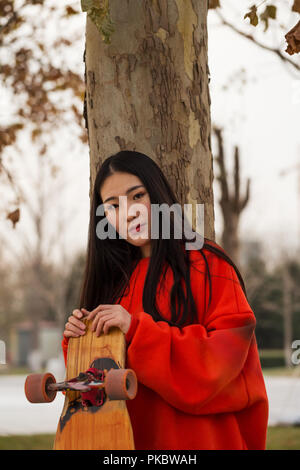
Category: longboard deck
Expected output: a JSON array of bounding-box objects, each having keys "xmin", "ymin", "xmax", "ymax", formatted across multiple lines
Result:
[{"xmin": 53, "ymin": 319, "xmax": 135, "ymax": 450}]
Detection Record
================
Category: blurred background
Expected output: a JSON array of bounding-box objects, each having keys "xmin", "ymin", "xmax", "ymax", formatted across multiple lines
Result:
[{"xmin": 0, "ymin": 0, "xmax": 300, "ymax": 450}]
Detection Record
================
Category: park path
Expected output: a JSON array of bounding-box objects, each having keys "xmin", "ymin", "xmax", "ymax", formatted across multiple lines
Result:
[{"xmin": 0, "ymin": 374, "xmax": 300, "ymax": 435}]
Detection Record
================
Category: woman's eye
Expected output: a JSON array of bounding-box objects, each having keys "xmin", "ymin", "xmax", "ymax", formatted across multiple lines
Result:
[
  {"xmin": 105, "ymin": 192, "xmax": 145, "ymax": 211},
  {"xmin": 106, "ymin": 204, "xmax": 118, "ymax": 211},
  {"xmin": 133, "ymin": 192, "xmax": 145, "ymax": 200}
]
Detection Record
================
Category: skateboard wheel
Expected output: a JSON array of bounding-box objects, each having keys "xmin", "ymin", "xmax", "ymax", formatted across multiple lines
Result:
[
  {"xmin": 25, "ymin": 373, "xmax": 57, "ymax": 403},
  {"xmin": 105, "ymin": 369, "xmax": 137, "ymax": 400}
]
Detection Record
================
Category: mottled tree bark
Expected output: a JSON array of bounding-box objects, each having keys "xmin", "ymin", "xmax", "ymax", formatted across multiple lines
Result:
[{"xmin": 84, "ymin": 0, "xmax": 215, "ymax": 239}]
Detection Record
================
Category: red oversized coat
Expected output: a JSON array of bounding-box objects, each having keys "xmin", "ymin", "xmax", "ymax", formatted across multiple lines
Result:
[{"xmin": 61, "ymin": 247, "xmax": 269, "ymax": 450}]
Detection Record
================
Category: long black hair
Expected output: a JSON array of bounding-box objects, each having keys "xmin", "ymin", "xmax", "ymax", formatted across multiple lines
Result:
[{"xmin": 79, "ymin": 150, "xmax": 247, "ymax": 327}]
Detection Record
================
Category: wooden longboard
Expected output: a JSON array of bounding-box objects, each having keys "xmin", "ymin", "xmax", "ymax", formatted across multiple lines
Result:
[{"xmin": 53, "ymin": 319, "xmax": 135, "ymax": 450}]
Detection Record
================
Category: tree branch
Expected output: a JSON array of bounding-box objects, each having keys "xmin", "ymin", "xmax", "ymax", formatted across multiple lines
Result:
[
  {"xmin": 212, "ymin": 126, "xmax": 230, "ymax": 203},
  {"xmin": 214, "ymin": 9, "xmax": 300, "ymax": 74}
]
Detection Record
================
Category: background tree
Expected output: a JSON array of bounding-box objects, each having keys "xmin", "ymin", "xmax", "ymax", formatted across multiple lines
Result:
[
  {"xmin": 0, "ymin": 0, "xmax": 86, "ymax": 224},
  {"xmin": 84, "ymin": 0, "xmax": 215, "ymax": 240},
  {"xmin": 243, "ymin": 243, "xmax": 284, "ymax": 351},
  {"xmin": 1, "ymin": 152, "xmax": 86, "ymax": 344},
  {"xmin": 212, "ymin": 125, "xmax": 250, "ymax": 267}
]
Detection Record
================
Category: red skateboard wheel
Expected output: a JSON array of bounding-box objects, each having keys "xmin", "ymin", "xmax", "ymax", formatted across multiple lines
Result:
[
  {"xmin": 25, "ymin": 373, "xmax": 57, "ymax": 403},
  {"xmin": 105, "ymin": 368, "xmax": 137, "ymax": 400}
]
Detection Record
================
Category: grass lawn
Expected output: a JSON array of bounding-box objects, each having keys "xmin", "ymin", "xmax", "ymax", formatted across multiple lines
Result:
[
  {"xmin": 266, "ymin": 426, "xmax": 300, "ymax": 450},
  {"xmin": 262, "ymin": 367, "xmax": 300, "ymax": 377},
  {"xmin": 0, "ymin": 427, "xmax": 299, "ymax": 450},
  {"xmin": 0, "ymin": 434, "xmax": 55, "ymax": 450}
]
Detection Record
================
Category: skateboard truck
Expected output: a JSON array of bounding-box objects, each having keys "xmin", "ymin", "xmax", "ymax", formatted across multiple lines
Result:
[
  {"xmin": 72, "ymin": 367, "xmax": 105, "ymax": 407},
  {"xmin": 48, "ymin": 367, "xmax": 106, "ymax": 407},
  {"xmin": 24, "ymin": 366, "xmax": 138, "ymax": 406}
]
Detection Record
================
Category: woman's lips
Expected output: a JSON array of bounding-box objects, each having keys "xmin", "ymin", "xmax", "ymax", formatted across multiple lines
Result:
[{"xmin": 129, "ymin": 222, "xmax": 146, "ymax": 233}]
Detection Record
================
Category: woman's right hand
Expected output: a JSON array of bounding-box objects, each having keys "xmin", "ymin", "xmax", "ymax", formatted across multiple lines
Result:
[{"xmin": 63, "ymin": 309, "xmax": 87, "ymax": 338}]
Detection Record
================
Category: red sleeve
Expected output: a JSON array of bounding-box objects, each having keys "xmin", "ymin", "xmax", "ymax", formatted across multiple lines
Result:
[
  {"xmin": 61, "ymin": 335, "xmax": 69, "ymax": 367},
  {"xmin": 124, "ymin": 255, "xmax": 264, "ymax": 416}
]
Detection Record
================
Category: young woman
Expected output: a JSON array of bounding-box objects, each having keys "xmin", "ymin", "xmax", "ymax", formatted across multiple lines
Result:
[{"xmin": 62, "ymin": 150, "xmax": 269, "ymax": 450}]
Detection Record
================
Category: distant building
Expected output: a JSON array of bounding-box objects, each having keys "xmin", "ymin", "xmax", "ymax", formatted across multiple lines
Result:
[{"xmin": 9, "ymin": 321, "xmax": 62, "ymax": 367}]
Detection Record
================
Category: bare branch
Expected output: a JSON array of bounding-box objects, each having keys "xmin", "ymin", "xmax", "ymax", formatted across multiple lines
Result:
[
  {"xmin": 212, "ymin": 126, "xmax": 229, "ymax": 203},
  {"xmin": 234, "ymin": 146, "xmax": 240, "ymax": 212},
  {"xmin": 214, "ymin": 9, "xmax": 300, "ymax": 74},
  {"xmin": 240, "ymin": 177, "xmax": 251, "ymax": 211}
]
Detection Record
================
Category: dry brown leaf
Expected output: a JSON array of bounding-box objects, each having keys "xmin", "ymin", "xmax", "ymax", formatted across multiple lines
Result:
[
  {"xmin": 7, "ymin": 208, "xmax": 20, "ymax": 228},
  {"xmin": 244, "ymin": 5, "xmax": 258, "ymax": 27},
  {"xmin": 285, "ymin": 20, "xmax": 300, "ymax": 55},
  {"xmin": 292, "ymin": 0, "xmax": 300, "ymax": 14},
  {"xmin": 65, "ymin": 6, "xmax": 79, "ymax": 16},
  {"xmin": 208, "ymin": 0, "xmax": 220, "ymax": 9}
]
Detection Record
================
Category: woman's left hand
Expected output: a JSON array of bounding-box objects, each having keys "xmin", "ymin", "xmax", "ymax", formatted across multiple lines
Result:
[{"xmin": 81, "ymin": 305, "xmax": 132, "ymax": 336}]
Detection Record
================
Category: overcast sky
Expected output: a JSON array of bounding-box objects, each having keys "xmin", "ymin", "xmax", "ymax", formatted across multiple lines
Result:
[
  {"xmin": 208, "ymin": 1, "xmax": 300, "ymax": 265},
  {"xmin": 1, "ymin": 1, "xmax": 300, "ymax": 269}
]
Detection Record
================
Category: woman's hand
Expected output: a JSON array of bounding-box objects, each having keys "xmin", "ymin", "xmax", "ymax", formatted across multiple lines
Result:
[
  {"xmin": 63, "ymin": 309, "xmax": 87, "ymax": 338},
  {"xmin": 81, "ymin": 305, "xmax": 132, "ymax": 337}
]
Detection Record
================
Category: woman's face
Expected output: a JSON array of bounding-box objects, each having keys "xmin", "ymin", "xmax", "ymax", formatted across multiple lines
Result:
[{"xmin": 100, "ymin": 172, "xmax": 152, "ymax": 257}]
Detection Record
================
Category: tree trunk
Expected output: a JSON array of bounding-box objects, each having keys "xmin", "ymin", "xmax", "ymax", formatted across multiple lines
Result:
[
  {"xmin": 213, "ymin": 126, "xmax": 250, "ymax": 267},
  {"xmin": 222, "ymin": 210, "xmax": 240, "ymax": 267},
  {"xmin": 84, "ymin": 0, "xmax": 215, "ymax": 240}
]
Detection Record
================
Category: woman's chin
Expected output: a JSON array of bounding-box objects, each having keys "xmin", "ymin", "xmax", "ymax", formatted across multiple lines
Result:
[{"xmin": 127, "ymin": 237, "xmax": 151, "ymax": 247}]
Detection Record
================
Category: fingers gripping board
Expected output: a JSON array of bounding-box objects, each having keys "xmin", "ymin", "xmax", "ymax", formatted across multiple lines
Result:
[{"xmin": 53, "ymin": 320, "xmax": 136, "ymax": 450}]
